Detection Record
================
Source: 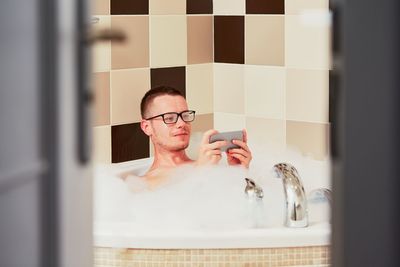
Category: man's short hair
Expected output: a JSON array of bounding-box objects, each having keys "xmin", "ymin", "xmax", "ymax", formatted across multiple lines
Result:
[{"xmin": 140, "ymin": 86, "xmax": 185, "ymax": 118}]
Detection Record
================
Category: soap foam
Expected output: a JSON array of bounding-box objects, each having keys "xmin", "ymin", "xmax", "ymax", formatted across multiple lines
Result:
[{"xmin": 94, "ymin": 150, "xmax": 331, "ymax": 230}]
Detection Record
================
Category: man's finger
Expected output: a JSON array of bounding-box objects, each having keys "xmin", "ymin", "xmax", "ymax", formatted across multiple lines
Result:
[
  {"xmin": 206, "ymin": 149, "xmax": 222, "ymax": 156},
  {"xmin": 242, "ymin": 129, "xmax": 248, "ymax": 143},
  {"xmin": 208, "ymin": 140, "xmax": 227, "ymax": 150},
  {"xmin": 229, "ymin": 153, "xmax": 246, "ymax": 163},
  {"xmin": 232, "ymin": 139, "xmax": 250, "ymax": 152},
  {"xmin": 227, "ymin": 148, "xmax": 249, "ymax": 157},
  {"xmin": 201, "ymin": 129, "xmax": 218, "ymax": 144}
]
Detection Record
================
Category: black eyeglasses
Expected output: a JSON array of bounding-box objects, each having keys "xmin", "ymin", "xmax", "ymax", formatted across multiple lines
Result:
[{"xmin": 144, "ymin": 110, "xmax": 196, "ymax": 124}]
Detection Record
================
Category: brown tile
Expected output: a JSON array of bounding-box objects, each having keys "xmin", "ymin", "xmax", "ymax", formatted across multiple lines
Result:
[
  {"xmin": 110, "ymin": 0, "xmax": 148, "ymax": 15},
  {"xmin": 112, "ymin": 123, "xmax": 149, "ymax": 163},
  {"xmin": 186, "ymin": 0, "xmax": 213, "ymax": 14},
  {"xmin": 93, "ymin": 72, "xmax": 110, "ymax": 126},
  {"xmin": 214, "ymin": 16, "xmax": 244, "ymax": 64},
  {"xmin": 111, "ymin": 16, "xmax": 149, "ymax": 69},
  {"xmin": 187, "ymin": 16, "xmax": 213, "ymax": 64},
  {"xmin": 286, "ymin": 121, "xmax": 330, "ymax": 160},
  {"xmin": 150, "ymin": 67, "xmax": 186, "ymax": 97},
  {"xmin": 92, "ymin": 0, "xmax": 110, "ymax": 15},
  {"xmin": 246, "ymin": 0, "xmax": 284, "ymax": 14}
]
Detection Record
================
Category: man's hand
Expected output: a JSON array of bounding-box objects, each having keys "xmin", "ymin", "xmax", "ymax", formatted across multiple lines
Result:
[
  {"xmin": 226, "ymin": 129, "xmax": 252, "ymax": 169},
  {"xmin": 196, "ymin": 129, "xmax": 227, "ymax": 166}
]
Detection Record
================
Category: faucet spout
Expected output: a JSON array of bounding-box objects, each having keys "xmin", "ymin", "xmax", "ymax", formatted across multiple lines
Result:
[
  {"xmin": 273, "ymin": 163, "xmax": 308, "ymax": 228},
  {"xmin": 244, "ymin": 178, "xmax": 264, "ymax": 199}
]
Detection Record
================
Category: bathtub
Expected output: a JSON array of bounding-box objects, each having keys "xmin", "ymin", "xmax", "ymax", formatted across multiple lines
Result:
[{"xmin": 93, "ymin": 157, "xmax": 331, "ymax": 266}]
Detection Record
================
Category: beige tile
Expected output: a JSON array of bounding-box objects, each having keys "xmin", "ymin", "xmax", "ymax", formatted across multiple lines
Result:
[
  {"xmin": 213, "ymin": 0, "xmax": 245, "ymax": 15},
  {"xmin": 214, "ymin": 112, "xmax": 246, "ymax": 132},
  {"xmin": 93, "ymin": 126, "xmax": 111, "ymax": 164},
  {"xmin": 286, "ymin": 121, "xmax": 330, "ymax": 160},
  {"xmin": 246, "ymin": 16, "xmax": 285, "ymax": 66},
  {"xmin": 149, "ymin": 0, "xmax": 186, "ymax": 14},
  {"xmin": 93, "ymin": 72, "xmax": 110, "ymax": 126},
  {"xmin": 111, "ymin": 16, "xmax": 149, "ymax": 69},
  {"xmin": 191, "ymin": 113, "xmax": 213, "ymax": 132},
  {"xmin": 286, "ymin": 69, "xmax": 329, "ymax": 122},
  {"xmin": 285, "ymin": 15, "xmax": 331, "ymax": 69},
  {"xmin": 92, "ymin": 16, "xmax": 111, "ymax": 72},
  {"xmin": 244, "ymin": 65, "xmax": 285, "ymax": 119},
  {"xmin": 246, "ymin": 117, "xmax": 286, "ymax": 154},
  {"xmin": 213, "ymin": 64, "xmax": 244, "ymax": 114},
  {"xmin": 150, "ymin": 16, "xmax": 187, "ymax": 67},
  {"xmin": 92, "ymin": 0, "xmax": 109, "ymax": 15},
  {"xmin": 286, "ymin": 0, "xmax": 329, "ymax": 15},
  {"xmin": 111, "ymin": 69, "xmax": 150, "ymax": 125},
  {"xmin": 187, "ymin": 16, "xmax": 213, "ymax": 64},
  {"xmin": 186, "ymin": 64, "xmax": 213, "ymax": 114}
]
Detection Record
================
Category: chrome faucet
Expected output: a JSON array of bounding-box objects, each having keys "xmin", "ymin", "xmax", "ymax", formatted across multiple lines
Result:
[
  {"xmin": 273, "ymin": 163, "xmax": 308, "ymax": 228},
  {"xmin": 308, "ymin": 188, "xmax": 332, "ymax": 206},
  {"xmin": 244, "ymin": 178, "xmax": 264, "ymax": 199},
  {"xmin": 244, "ymin": 178, "xmax": 266, "ymax": 228}
]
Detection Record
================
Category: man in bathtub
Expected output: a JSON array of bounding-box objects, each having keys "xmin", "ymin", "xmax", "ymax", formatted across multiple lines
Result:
[{"xmin": 133, "ymin": 86, "xmax": 252, "ymax": 188}]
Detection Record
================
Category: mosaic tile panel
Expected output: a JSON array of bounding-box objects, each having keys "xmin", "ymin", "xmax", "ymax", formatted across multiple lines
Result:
[{"xmin": 94, "ymin": 246, "xmax": 331, "ymax": 266}]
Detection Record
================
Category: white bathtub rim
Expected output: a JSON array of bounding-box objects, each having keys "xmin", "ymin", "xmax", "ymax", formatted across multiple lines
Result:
[{"xmin": 94, "ymin": 221, "xmax": 331, "ymax": 249}]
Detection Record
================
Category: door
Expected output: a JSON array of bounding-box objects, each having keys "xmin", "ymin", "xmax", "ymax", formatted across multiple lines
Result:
[{"xmin": 0, "ymin": 0, "xmax": 92, "ymax": 266}]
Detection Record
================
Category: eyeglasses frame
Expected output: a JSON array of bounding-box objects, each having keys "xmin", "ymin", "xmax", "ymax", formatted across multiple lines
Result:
[{"xmin": 144, "ymin": 110, "xmax": 196, "ymax": 124}]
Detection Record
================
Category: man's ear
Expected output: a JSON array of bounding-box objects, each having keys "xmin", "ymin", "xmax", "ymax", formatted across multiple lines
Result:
[{"xmin": 140, "ymin": 119, "xmax": 152, "ymax": 137}]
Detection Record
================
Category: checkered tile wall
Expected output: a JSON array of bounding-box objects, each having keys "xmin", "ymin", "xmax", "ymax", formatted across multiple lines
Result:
[{"xmin": 92, "ymin": 0, "xmax": 331, "ymax": 164}]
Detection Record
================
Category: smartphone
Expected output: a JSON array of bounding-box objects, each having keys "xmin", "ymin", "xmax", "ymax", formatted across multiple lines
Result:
[{"xmin": 209, "ymin": 130, "xmax": 243, "ymax": 152}]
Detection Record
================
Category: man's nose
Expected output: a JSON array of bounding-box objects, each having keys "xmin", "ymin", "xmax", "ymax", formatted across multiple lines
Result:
[{"xmin": 175, "ymin": 115, "xmax": 187, "ymax": 127}]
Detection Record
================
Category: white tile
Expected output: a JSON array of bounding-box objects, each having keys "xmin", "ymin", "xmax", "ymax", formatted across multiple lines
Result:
[
  {"xmin": 286, "ymin": 69, "xmax": 329, "ymax": 122},
  {"xmin": 214, "ymin": 112, "xmax": 246, "ymax": 132},
  {"xmin": 246, "ymin": 117, "xmax": 286, "ymax": 154},
  {"xmin": 285, "ymin": 15, "xmax": 331, "ymax": 69},
  {"xmin": 244, "ymin": 65, "xmax": 285, "ymax": 119},
  {"xmin": 213, "ymin": 0, "xmax": 245, "ymax": 15},
  {"xmin": 213, "ymin": 63, "xmax": 245, "ymax": 114},
  {"xmin": 186, "ymin": 131, "xmax": 205, "ymax": 160},
  {"xmin": 285, "ymin": 0, "xmax": 329, "ymax": 15}
]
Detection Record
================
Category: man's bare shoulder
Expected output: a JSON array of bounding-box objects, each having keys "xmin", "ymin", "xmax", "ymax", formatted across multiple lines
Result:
[{"xmin": 140, "ymin": 167, "xmax": 175, "ymax": 189}]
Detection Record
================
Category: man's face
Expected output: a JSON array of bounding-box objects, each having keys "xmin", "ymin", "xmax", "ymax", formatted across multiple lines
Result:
[{"xmin": 142, "ymin": 94, "xmax": 192, "ymax": 152}]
